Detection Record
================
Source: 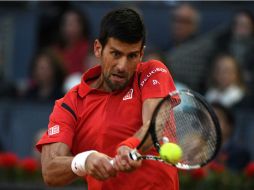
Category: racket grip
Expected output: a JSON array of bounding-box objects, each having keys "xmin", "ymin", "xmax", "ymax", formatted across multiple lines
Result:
[
  {"xmin": 129, "ymin": 149, "xmax": 140, "ymax": 160},
  {"xmin": 109, "ymin": 159, "xmax": 114, "ymax": 165},
  {"xmin": 110, "ymin": 150, "xmax": 139, "ymax": 165}
]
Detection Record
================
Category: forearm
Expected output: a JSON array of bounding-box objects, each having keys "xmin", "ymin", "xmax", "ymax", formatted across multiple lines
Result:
[
  {"xmin": 41, "ymin": 143, "xmax": 116, "ymax": 185},
  {"xmin": 120, "ymin": 98, "xmax": 162, "ymax": 152},
  {"xmin": 133, "ymin": 123, "xmax": 149, "ymax": 140},
  {"xmin": 41, "ymin": 143, "xmax": 80, "ymax": 187},
  {"xmin": 42, "ymin": 156, "xmax": 78, "ymax": 186}
]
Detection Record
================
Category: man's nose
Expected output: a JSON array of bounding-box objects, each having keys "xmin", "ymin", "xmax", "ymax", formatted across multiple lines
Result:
[{"xmin": 116, "ymin": 57, "xmax": 128, "ymax": 72}]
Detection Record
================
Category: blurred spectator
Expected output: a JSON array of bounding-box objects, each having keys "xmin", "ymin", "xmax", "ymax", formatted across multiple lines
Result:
[
  {"xmin": 63, "ymin": 72, "xmax": 82, "ymax": 93},
  {"xmin": 22, "ymin": 49, "xmax": 66, "ymax": 102},
  {"xmin": 212, "ymin": 102, "xmax": 251, "ymax": 172},
  {"xmin": 205, "ymin": 54, "xmax": 246, "ymax": 107},
  {"xmin": 212, "ymin": 10, "xmax": 254, "ymax": 87},
  {"xmin": 62, "ymin": 50, "xmax": 100, "ymax": 93},
  {"xmin": 165, "ymin": 3, "xmax": 200, "ymax": 50},
  {"xmin": 52, "ymin": 8, "xmax": 90, "ymax": 75},
  {"xmin": 85, "ymin": 50, "xmax": 100, "ymax": 69},
  {"xmin": 37, "ymin": 1, "xmax": 72, "ymax": 49},
  {"xmin": 163, "ymin": 3, "xmax": 212, "ymax": 92}
]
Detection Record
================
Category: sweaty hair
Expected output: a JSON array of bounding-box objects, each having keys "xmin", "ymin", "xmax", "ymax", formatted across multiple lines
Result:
[{"xmin": 99, "ymin": 8, "xmax": 146, "ymax": 48}]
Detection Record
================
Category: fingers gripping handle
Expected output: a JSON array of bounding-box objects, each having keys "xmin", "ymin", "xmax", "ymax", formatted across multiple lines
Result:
[{"xmin": 109, "ymin": 149, "xmax": 140, "ymax": 165}]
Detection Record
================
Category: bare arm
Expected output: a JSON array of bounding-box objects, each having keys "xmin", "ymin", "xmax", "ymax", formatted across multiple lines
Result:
[
  {"xmin": 114, "ymin": 98, "xmax": 162, "ymax": 171},
  {"xmin": 135, "ymin": 98, "xmax": 162, "ymax": 140},
  {"xmin": 41, "ymin": 142, "xmax": 77, "ymax": 186},
  {"xmin": 41, "ymin": 142, "xmax": 117, "ymax": 186}
]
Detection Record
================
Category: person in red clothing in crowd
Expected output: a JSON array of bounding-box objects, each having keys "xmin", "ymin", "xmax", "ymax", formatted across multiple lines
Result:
[
  {"xmin": 53, "ymin": 8, "xmax": 90, "ymax": 75},
  {"xmin": 37, "ymin": 8, "xmax": 179, "ymax": 190}
]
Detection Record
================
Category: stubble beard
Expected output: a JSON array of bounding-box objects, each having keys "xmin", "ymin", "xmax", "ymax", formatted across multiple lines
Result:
[{"xmin": 103, "ymin": 73, "xmax": 129, "ymax": 91}]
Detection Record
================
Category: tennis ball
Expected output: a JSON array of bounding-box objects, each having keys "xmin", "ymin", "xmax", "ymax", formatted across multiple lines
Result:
[{"xmin": 160, "ymin": 143, "xmax": 182, "ymax": 164}]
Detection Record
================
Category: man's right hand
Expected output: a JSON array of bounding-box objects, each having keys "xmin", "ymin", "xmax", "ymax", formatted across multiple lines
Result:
[
  {"xmin": 85, "ymin": 152, "xmax": 117, "ymax": 180},
  {"xmin": 112, "ymin": 145, "xmax": 142, "ymax": 172}
]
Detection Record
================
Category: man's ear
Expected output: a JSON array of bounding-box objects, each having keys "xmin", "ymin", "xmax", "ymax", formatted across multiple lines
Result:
[
  {"xmin": 94, "ymin": 39, "xmax": 102, "ymax": 58},
  {"xmin": 140, "ymin": 45, "xmax": 145, "ymax": 61}
]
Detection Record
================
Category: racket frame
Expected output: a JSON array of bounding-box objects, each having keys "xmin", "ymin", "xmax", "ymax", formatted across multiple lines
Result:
[{"xmin": 134, "ymin": 89, "xmax": 222, "ymax": 169}]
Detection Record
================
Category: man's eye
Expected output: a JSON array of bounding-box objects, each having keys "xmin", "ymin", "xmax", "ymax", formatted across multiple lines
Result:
[
  {"xmin": 111, "ymin": 51, "xmax": 120, "ymax": 57},
  {"xmin": 128, "ymin": 54, "xmax": 138, "ymax": 59}
]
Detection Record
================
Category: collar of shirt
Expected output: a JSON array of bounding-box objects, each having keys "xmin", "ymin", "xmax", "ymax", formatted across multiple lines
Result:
[{"xmin": 78, "ymin": 65, "xmax": 101, "ymax": 98}]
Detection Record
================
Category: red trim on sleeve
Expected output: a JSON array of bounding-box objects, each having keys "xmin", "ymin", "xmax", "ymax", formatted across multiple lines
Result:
[{"xmin": 117, "ymin": 137, "xmax": 141, "ymax": 149}]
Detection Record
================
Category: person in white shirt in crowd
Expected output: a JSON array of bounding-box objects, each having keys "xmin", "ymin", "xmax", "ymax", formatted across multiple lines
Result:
[{"xmin": 205, "ymin": 53, "xmax": 246, "ymax": 107}]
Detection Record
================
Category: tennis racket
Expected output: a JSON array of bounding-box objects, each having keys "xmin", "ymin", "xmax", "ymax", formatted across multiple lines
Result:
[{"xmin": 115, "ymin": 89, "xmax": 221, "ymax": 170}]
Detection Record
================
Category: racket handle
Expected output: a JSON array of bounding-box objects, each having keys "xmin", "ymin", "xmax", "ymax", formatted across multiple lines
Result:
[
  {"xmin": 109, "ymin": 159, "xmax": 114, "ymax": 165},
  {"xmin": 109, "ymin": 149, "xmax": 140, "ymax": 166},
  {"xmin": 129, "ymin": 149, "xmax": 140, "ymax": 160}
]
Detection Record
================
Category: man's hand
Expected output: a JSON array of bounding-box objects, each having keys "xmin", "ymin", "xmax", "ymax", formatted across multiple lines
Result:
[
  {"xmin": 85, "ymin": 152, "xmax": 117, "ymax": 180},
  {"xmin": 113, "ymin": 146, "xmax": 142, "ymax": 172}
]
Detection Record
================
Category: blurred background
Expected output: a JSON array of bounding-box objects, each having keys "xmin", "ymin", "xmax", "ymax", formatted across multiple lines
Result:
[{"xmin": 0, "ymin": 1, "xmax": 254, "ymax": 189}]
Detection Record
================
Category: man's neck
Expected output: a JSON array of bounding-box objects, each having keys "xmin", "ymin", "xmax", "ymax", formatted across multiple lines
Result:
[{"xmin": 89, "ymin": 75, "xmax": 113, "ymax": 92}]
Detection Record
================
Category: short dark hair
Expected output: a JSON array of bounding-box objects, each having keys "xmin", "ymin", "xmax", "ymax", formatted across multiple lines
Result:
[{"xmin": 99, "ymin": 8, "xmax": 146, "ymax": 48}]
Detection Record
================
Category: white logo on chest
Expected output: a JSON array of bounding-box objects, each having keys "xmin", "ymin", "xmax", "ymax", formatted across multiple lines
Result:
[{"xmin": 123, "ymin": 88, "xmax": 134, "ymax": 100}]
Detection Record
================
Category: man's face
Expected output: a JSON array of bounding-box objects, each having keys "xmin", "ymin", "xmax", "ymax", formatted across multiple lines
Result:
[{"xmin": 94, "ymin": 38, "xmax": 143, "ymax": 91}]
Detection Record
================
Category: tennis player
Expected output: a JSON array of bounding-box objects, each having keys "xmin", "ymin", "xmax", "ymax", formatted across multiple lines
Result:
[{"xmin": 37, "ymin": 8, "xmax": 178, "ymax": 190}]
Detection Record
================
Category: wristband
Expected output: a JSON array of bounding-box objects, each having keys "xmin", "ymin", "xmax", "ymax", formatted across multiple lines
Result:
[
  {"xmin": 71, "ymin": 150, "xmax": 97, "ymax": 176},
  {"xmin": 117, "ymin": 137, "xmax": 141, "ymax": 149}
]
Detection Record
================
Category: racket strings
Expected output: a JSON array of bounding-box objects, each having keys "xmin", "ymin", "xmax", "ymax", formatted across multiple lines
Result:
[
  {"xmin": 154, "ymin": 93, "xmax": 218, "ymax": 167},
  {"xmin": 177, "ymin": 101, "xmax": 216, "ymax": 165}
]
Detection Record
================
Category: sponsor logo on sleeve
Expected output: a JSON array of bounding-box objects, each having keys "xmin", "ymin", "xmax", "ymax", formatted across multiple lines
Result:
[
  {"xmin": 152, "ymin": 80, "xmax": 160, "ymax": 85},
  {"xmin": 140, "ymin": 68, "xmax": 167, "ymax": 87},
  {"xmin": 48, "ymin": 125, "xmax": 60, "ymax": 136}
]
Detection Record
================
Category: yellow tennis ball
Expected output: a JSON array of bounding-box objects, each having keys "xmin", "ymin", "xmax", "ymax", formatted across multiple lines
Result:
[{"xmin": 160, "ymin": 143, "xmax": 182, "ymax": 164}]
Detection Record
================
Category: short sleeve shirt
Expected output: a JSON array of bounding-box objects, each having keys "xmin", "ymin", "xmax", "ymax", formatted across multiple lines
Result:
[{"xmin": 36, "ymin": 60, "xmax": 179, "ymax": 190}]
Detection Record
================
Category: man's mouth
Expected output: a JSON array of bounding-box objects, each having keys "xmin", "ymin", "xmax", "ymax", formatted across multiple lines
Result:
[{"xmin": 111, "ymin": 73, "xmax": 127, "ymax": 83}]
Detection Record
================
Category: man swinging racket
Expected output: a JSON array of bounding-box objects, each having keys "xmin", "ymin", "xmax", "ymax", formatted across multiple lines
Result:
[{"xmin": 37, "ymin": 8, "xmax": 179, "ymax": 190}]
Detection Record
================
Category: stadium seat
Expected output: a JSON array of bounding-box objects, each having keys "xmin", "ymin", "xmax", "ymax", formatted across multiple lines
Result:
[
  {"xmin": 0, "ymin": 99, "xmax": 12, "ymax": 151},
  {"xmin": 234, "ymin": 108, "xmax": 254, "ymax": 160},
  {"xmin": 7, "ymin": 101, "xmax": 52, "ymax": 157}
]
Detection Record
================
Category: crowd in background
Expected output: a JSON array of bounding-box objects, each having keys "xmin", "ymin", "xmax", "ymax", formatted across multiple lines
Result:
[{"xmin": 0, "ymin": 1, "xmax": 254, "ymax": 176}]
